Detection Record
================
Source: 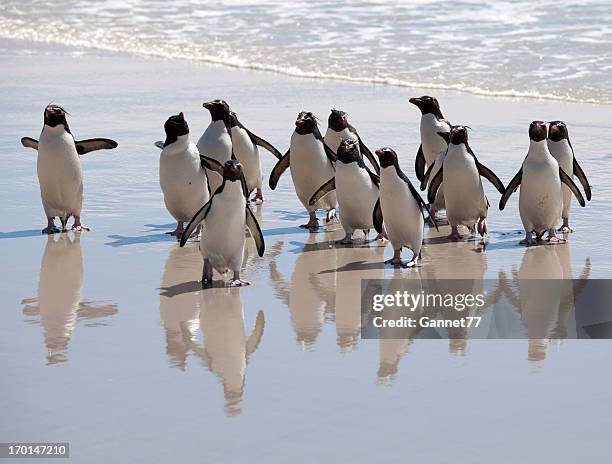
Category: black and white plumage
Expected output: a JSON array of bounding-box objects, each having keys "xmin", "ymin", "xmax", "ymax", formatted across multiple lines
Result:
[
  {"xmin": 499, "ymin": 121, "xmax": 585, "ymax": 246},
  {"xmin": 376, "ymin": 147, "xmax": 435, "ymax": 267},
  {"xmin": 180, "ymin": 160, "xmax": 264, "ymax": 287},
  {"xmin": 197, "ymin": 100, "xmax": 233, "ymax": 194},
  {"xmin": 427, "ymin": 125, "xmax": 505, "ymax": 240},
  {"xmin": 309, "ymin": 138, "xmax": 383, "ymax": 244},
  {"xmin": 269, "ymin": 111, "xmax": 337, "ymax": 230},
  {"xmin": 324, "ymin": 109, "xmax": 380, "ymax": 174},
  {"xmin": 409, "ymin": 96, "xmax": 451, "ymax": 216},
  {"xmin": 21, "ymin": 105, "xmax": 118, "ymax": 234},
  {"xmin": 547, "ymin": 121, "xmax": 591, "ymax": 232},
  {"xmin": 229, "ymin": 110, "xmax": 282, "ymax": 203},
  {"xmin": 156, "ymin": 112, "xmax": 209, "ymax": 240}
]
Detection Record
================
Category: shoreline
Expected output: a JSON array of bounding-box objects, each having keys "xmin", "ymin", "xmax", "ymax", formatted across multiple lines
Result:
[{"xmin": 1, "ymin": 37, "xmax": 610, "ymax": 107}]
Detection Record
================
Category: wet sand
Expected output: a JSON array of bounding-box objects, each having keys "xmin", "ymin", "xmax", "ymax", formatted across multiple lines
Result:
[{"xmin": 1, "ymin": 40, "xmax": 612, "ymax": 463}]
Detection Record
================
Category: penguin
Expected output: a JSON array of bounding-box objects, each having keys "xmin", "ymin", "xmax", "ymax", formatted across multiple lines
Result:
[
  {"xmin": 155, "ymin": 112, "xmax": 209, "ymax": 240},
  {"xmin": 269, "ymin": 111, "xmax": 337, "ymax": 230},
  {"xmin": 324, "ymin": 109, "xmax": 380, "ymax": 174},
  {"xmin": 197, "ymin": 99, "xmax": 233, "ymax": 194},
  {"xmin": 158, "ymin": 245, "xmax": 201, "ymax": 371},
  {"xmin": 21, "ymin": 105, "xmax": 118, "ymax": 233},
  {"xmin": 499, "ymin": 121, "xmax": 586, "ymax": 245},
  {"xmin": 427, "ymin": 125, "xmax": 505, "ymax": 240},
  {"xmin": 547, "ymin": 120, "xmax": 592, "ymax": 232},
  {"xmin": 22, "ymin": 234, "xmax": 118, "ymax": 364},
  {"xmin": 375, "ymin": 147, "xmax": 435, "ymax": 267},
  {"xmin": 229, "ymin": 110, "xmax": 282, "ymax": 203},
  {"xmin": 180, "ymin": 160, "xmax": 265, "ymax": 287},
  {"xmin": 409, "ymin": 96, "xmax": 451, "ymax": 218},
  {"xmin": 309, "ymin": 138, "xmax": 383, "ymax": 244},
  {"xmin": 184, "ymin": 288, "xmax": 264, "ymax": 416}
]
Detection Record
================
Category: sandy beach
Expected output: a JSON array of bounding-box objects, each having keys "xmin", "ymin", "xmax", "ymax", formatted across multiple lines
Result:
[{"xmin": 1, "ymin": 38, "xmax": 612, "ymax": 463}]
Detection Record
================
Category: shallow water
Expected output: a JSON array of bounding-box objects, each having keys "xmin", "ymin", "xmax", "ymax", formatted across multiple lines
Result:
[
  {"xmin": 1, "ymin": 43, "xmax": 612, "ymax": 462},
  {"xmin": 1, "ymin": 1, "xmax": 612, "ymax": 103}
]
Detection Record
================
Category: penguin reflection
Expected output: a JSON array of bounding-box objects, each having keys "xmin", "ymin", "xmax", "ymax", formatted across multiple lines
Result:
[
  {"xmin": 423, "ymin": 239, "xmax": 488, "ymax": 355},
  {"xmin": 158, "ymin": 245, "xmax": 202, "ymax": 370},
  {"xmin": 22, "ymin": 234, "xmax": 118, "ymax": 364},
  {"xmin": 501, "ymin": 245, "xmax": 590, "ymax": 362},
  {"xmin": 182, "ymin": 288, "xmax": 264, "ymax": 416},
  {"xmin": 377, "ymin": 269, "xmax": 426, "ymax": 383},
  {"xmin": 268, "ymin": 234, "xmax": 337, "ymax": 348},
  {"xmin": 333, "ymin": 243, "xmax": 385, "ymax": 352}
]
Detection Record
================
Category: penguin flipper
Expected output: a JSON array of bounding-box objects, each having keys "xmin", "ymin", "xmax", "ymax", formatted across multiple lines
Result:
[
  {"xmin": 154, "ymin": 141, "xmax": 164, "ymax": 150},
  {"xmin": 499, "ymin": 169, "xmax": 522, "ymax": 210},
  {"xmin": 308, "ymin": 177, "xmax": 336, "ymax": 207},
  {"xmin": 415, "ymin": 145, "xmax": 426, "ymax": 182},
  {"xmin": 572, "ymin": 157, "xmax": 591, "ymax": 201},
  {"xmin": 75, "ymin": 138, "xmax": 118, "ymax": 155},
  {"xmin": 398, "ymin": 166, "xmax": 438, "ymax": 230},
  {"xmin": 200, "ymin": 155, "xmax": 225, "ymax": 175},
  {"xmin": 367, "ymin": 169, "xmax": 380, "ymax": 188},
  {"xmin": 323, "ymin": 142, "xmax": 337, "ymax": 164},
  {"xmin": 269, "ymin": 150, "xmax": 290, "ymax": 190},
  {"xmin": 245, "ymin": 129, "xmax": 282, "ymax": 160},
  {"xmin": 246, "ymin": 310, "xmax": 265, "ymax": 359},
  {"xmin": 21, "ymin": 137, "xmax": 39, "ymax": 150},
  {"xmin": 476, "ymin": 161, "xmax": 506, "ymax": 195},
  {"xmin": 427, "ymin": 166, "xmax": 443, "ymax": 205},
  {"xmin": 373, "ymin": 198, "xmax": 384, "ymax": 234},
  {"xmin": 180, "ymin": 198, "xmax": 214, "ymax": 247},
  {"xmin": 357, "ymin": 137, "xmax": 380, "ymax": 174},
  {"xmin": 245, "ymin": 205, "xmax": 265, "ymax": 257},
  {"xmin": 420, "ymin": 160, "xmax": 436, "ymax": 191},
  {"xmin": 559, "ymin": 167, "xmax": 585, "ymax": 207}
]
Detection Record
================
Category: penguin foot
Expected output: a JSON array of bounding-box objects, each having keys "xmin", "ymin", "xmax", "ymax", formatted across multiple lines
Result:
[
  {"xmin": 325, "ymin": 208, "xmax": 337, "ymax": 223},
  {"xmin": 336, "ymin": 234, "xmax": 354, "ymax": 245},
  {"xmin": 188, "ymin": 224, "xmax": 202, "ymax": 241},
  {"xmin": 384, "ymin": 257, "xmax": 415, "ymax": 268},
  {"xmin": 201, "ymin": 278, "xmax": 213, "ymax": 288},
  {"xmin": 299, "ymin": 220, "xmax": 320, "ymax": 230},
  {"xmin": 375, "ymin": 231, "xmax": 388, "ymax": 241},
  {"xmin": 558, "ymin": 225, "xmax": 574, "ymax": 233},
  {"xmin": 228, "ymin": 279, "xmax": 250, "ymax": 287},
  {"xmin": 42, "ymin": 226, "xmax": 60, "ymax": 234},
  {"xmin": 520, "ymin": 232, "xmax": 536, "ymax": 246},
  {"xmin": 250, "ymin": 189, "xmax": 265, "ymax": 203},
  {"xmin": 477, "ymin": 218, "xmax": 488, "ymax": 237},
  {"xmin": 546, "ymin": 234, "xmax": 566, "ymax": 244},
  {"xmin": 447, "ymin": 226, "xmax": 462, "ymax": 241},
  {"xmin": 72, "ymin": 217, "xmax": 90, "ymax": 232}
]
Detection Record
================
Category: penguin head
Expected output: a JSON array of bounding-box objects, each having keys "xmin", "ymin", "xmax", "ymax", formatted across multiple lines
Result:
[
  {"xmin": 223, "ymin": 159, "xmax": 243, "ymax": 182},
  {"xmin": 163, "ymin": 112, "xmax": 189, "ymax": 147},
  {"xmin": 375, "ymin": 147, "xmax": 398, "ymax": 169},
  {"xmin": 328, "ymin": 109, "xmax": 348, "ymax": 131},
  {"xmin": 203, "ymin": 99, "xmax": 231, "ymax": 122},
  {"xmin": 337, "ymin": 138, "xmax": 360, "ymax": 164},
  {"xmin": 529, "ymin": 121, "xmax": 547, "ymax": 142},
  {"xmin": 548, "ymin": 120, "xmax": 569, "ymax": 142},
  {"xmin": 448, "ymin": 125, "xmax": 469, "ymax": 145},
  {"xmin": 44, "ymin": 105, "xmax": 70, "ymax": 132},
  {"xmin": 295, "ymin": 111, "xmax": 317, "ymax": 134},
  {"xmin": 409, "ymin": 96, "xmax": 444, "ymax": 119}
]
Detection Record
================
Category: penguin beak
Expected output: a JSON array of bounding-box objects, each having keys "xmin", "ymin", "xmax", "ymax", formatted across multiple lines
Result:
[
  {"xmin": 202, "ymin": 101, "xmax": 214, "ymax": 110},
  {"xmin": 375, "ymin": 148, "xmax": 384, "ymax": 157},
  {"xmin": 295, "ymin": 119, "xmax": 305, "ymax": 127},
  {"xmin": 409, "ymin": 97, "xmax": 422, "ymax": 106}
]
